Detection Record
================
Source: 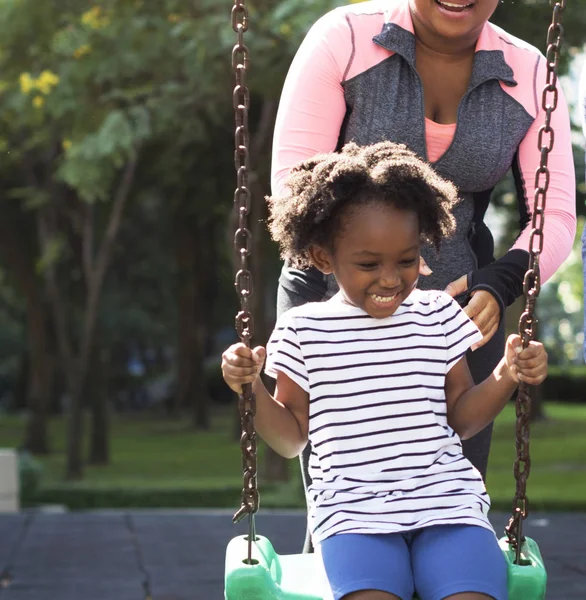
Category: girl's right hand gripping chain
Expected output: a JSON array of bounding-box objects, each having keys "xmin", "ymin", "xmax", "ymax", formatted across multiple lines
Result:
[{"xmin": 222, "ymin": 343, "xmax": 267, "ymax": 394}]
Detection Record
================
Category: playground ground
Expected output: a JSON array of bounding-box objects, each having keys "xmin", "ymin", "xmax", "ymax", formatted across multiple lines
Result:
[{"xmin": 0, "ymin": 509, "xmax": 585, "ymax": 600}]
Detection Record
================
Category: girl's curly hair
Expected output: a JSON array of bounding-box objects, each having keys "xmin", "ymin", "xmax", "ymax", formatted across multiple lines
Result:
[{"xmin": 267, "ymin": 141, "xmax": 459, "ymax": 268}]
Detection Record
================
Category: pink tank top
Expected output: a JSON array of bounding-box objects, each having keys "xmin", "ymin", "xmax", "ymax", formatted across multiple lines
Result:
[{"xmin": 425, "ymin": 118, "xmax": 456, "ymax": 164}]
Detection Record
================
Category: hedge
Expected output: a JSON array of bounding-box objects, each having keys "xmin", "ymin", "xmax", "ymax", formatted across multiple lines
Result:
[
  {"xmin": 543, "ymin": 365, "xmax": 586, "ymax": 402},
  {"xmin": 23, "ymin": 486, "xmax": 586, "ymax": 512}
]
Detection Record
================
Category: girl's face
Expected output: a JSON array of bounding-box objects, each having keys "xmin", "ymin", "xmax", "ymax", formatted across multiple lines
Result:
[
  {"xmin": 310, "ymin": 201, "xmax": 421, "ymax": 320},
  {"xmin": 409, "ymin": 0, "xmax": 500, "ymax": 45}
]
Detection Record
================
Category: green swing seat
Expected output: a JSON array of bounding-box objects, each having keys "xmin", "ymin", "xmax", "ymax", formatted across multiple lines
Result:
[{"xmin": 224, "ymin": 533, "xmax": 547, "ymax": 600}]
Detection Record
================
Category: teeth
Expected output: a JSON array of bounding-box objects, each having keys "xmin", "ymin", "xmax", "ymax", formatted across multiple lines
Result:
[
  {"xmin": 372, "ymin": 294, "xmax": 396, "ymax": 303},
  {"xmin": 438, "ymin": 1, "xmax": 472, "ymax": 7}
]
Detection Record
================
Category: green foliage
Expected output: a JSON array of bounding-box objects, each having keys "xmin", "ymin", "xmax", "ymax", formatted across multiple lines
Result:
[
  {"xmin": 0, "ymin": 0, "xmax": 583, "ymax": 433},
  {"xmin": 538, "ymin": 216, "xmax": 585, "ymax": 365},
  {"xmin": 18, "ymin": 451, "xmax": 44, "ymax": 500},
  {"xmin": 543, "ymin": 365, "xmax": 586, "ymax": 401}
]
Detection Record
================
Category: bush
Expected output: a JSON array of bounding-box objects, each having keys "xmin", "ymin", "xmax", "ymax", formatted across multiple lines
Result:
[
  {"xmin": 543, "ymin": 365, "xmax": 586, "ymax": 402},
  {"xmin": 24, "ymin": 485, "xmax": 286, "ymax": 510},
  {"xmin": 18, "ymin": 451, "xmax": 44, "ymax": 503}
]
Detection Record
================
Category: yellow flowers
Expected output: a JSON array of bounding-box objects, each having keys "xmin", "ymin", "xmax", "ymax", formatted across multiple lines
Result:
[
  {"xmin": 62, "ymin": 140, "xmax": 72, "ymax": 151},
  {"xmin": 73, "ymin": 44, "xmax": 92, "ymax": 59},
  {"xmin": 20, "ymin": 70, "xmax": 59, "ymax": 95},
  {"xmin": 19, "ymin": 70, "xmax": 59, "ymax": 110},
  {"xmin": 19, "ymin": 73, "xmax": 34, "ymax": 95},
  {"xmin": 81, "ymin": 6, "xmax": 111, "ymax": 29},
  {"xmin": 36, "ymin": 71, "xmax": 59, "ymax": 94}
]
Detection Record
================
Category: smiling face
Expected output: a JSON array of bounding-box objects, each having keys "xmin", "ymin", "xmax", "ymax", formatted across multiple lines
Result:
[
  {"xmin": 409, "ymin": 0, "xmax": 500, "ymax": 47},
  {"xmin": 309, "ymin": 200, "xmax": 421, "ymax": 319}
]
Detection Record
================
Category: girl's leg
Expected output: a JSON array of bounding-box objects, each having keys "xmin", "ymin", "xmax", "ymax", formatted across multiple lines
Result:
[
  {"xmin": 411, "ymin": 525, "xmax": 507, "ymax": 600},
  {"xmin": 461, "ymin": 320, "xmax": 505, "ymax": 480},
  {"xmin": 319, "ymin": 533, "xmax": 414, "ymax": 600}
]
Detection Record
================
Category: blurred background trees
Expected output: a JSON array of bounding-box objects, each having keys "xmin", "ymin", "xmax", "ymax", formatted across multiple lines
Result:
[{"xmin": 0, "ymin": 0, "xmax": 584, "ymax": 487}]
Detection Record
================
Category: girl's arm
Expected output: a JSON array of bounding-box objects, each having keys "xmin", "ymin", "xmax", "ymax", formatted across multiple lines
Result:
[
  {"xmin": 445, "ymin": 335, "xmax": 548, "ymax": 440},
  {"xmin": 222, "ymin": 343, "xmax": 309, "ymax": 459}
]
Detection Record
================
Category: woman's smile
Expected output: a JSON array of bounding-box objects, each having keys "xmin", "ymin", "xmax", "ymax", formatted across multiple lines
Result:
[{"xmin": 434, "ymin": 0, "xmax": 476, "ymax": 19}]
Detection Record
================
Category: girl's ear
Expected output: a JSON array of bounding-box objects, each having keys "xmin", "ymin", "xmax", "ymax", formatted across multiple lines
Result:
[{"xmin": 308, "ymin": 245, "xmax": 334, "ymax": 275}]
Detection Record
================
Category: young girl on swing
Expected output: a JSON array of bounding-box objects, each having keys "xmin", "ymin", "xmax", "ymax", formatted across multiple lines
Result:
[{"xmin": 222, "ymin": 141, "xmax": 548, "ymax": 600}]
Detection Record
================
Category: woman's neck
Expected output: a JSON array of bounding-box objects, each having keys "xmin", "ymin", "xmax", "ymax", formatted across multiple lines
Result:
[
  {"xmin": 415, "ymin": 35, "xmax": 476, "ymax": 63},
  {"xmin": 411, "ymin": 15, "xmax": 481, "ymax": 60}
]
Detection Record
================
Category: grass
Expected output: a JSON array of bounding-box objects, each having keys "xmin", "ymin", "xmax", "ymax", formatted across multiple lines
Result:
[
  {"xmin": 0, "ymin": 402, "xmax": 585, "ymax": 509},
  {"xmin": 0, "ymin": 409, "xmax": 246, "ymax": 490},
  {"xmin": 487, "ymin": 403, "xmax": 586, "ymax": 509}
]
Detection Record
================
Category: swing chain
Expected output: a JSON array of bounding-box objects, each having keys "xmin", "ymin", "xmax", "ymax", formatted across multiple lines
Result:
[
  {"xmin": 505, "ymin": 0, "xmax": 566, "ymax": 564},
  {"xmin": 231, "ymin": 0, "xmax": 259, "ymax": 541}
]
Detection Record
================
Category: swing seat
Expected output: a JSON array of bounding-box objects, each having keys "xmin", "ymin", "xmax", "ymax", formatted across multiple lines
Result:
[
  {"xmin": 498, "ymin": 534, "xmax": 547, "ymax": 600},
  {"xmin": 225, "ymin": 533, "xmax": 547, "ymax": 600}
]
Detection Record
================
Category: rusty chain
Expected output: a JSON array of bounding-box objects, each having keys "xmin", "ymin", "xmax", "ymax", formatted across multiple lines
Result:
[
  {"xmin": 230, "ymin": 0, "xmax": 259, "ymax": 565},
  {"xmin": 505, "ymin": 0, "xmax": 566, "ymax": 565}
]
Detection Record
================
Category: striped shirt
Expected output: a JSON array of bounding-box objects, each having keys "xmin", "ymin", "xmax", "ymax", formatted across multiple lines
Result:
[{"xmin": 265, "ymin": 289, "xmax": 492, "ymax": 544}]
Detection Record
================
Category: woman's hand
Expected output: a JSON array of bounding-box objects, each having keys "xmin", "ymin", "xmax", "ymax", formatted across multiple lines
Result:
[
  {"xmin": 505, "ymin": 334, "xmax": 548, "ymax": 385},
  {"xmin": 419, "ymin": 256, "xmax": 432, "ymax": 276},
  {"xmin": 444, "ymin": 275, "xmax": 501, "ymax": 350},
  {"xmin": 221, "ymin": 343, "xmax": 266, "ymax": 394}
]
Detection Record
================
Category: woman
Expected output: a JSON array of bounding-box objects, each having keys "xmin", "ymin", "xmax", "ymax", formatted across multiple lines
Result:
[
  {"xmin": 270, "ymin": 0, "xmax": 576, "ymax": 552},
  {"xmin": 272, "ymin": 0, "xmax": 576, "ymax": 552}
]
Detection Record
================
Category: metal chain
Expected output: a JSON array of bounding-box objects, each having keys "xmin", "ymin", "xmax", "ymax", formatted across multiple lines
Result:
[
  {"xmin": 505, "ymin": 0, "xmax": 566, "ymax": 565},
  {"xmin": 230, "ymin": 0, "xmax": 259, "ymax": 566}
]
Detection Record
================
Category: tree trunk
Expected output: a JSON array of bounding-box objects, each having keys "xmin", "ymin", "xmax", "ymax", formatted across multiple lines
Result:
[
  {"xmin": 22, "ymin": 300, "xmax": 53, "ymax": 455},
  {"xmin": 35, "ymin": 156, "xmax": 138, "ymax": 480},
  {"xmin": 174, "ymin": 210, "xmax": 197, "ymax": 418},
  {"xmin": 88, "ymin": 340, "xmax": 110, "ymax": 465},
  {"xmin": 191, "ymin": 218, "xmax": 217, "ymax": 430},
  {"xmin": 0, "ymin": 205, "xmax": 53, "ymax": 454}
]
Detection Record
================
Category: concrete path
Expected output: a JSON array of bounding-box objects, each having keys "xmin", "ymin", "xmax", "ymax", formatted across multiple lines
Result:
[{"xmin": 0, "ymin": 510, "xmax": 584, "ymax": 600}]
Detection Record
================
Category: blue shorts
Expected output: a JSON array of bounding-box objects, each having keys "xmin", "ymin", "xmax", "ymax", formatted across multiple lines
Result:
[{"xmin": 319, "ymin": 524, "xmax": 508, "ymax": 600}]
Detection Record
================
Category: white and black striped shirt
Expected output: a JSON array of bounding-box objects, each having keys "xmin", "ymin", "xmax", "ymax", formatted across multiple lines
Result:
[{"xmin": 265, "ymin": 289, "xmax": 493, "ymax": 544}]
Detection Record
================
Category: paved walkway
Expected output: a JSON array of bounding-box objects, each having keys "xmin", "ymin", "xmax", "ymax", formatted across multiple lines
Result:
[{"xmin": 0, "ymin": 510, "xmax": 584, "ymax": 599}]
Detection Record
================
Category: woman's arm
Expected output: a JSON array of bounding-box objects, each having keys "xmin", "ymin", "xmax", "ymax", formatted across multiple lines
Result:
[
  {"xmin": 509, "ymin": 55, "xmax": 576, "ymax": 279},
  {"xmin": 467, "ymin": 56, "xmax": 576, "ymax": 314},
  {"xmin": 271, "ymin": 11, "xmax": 351, "ymax": 196}
]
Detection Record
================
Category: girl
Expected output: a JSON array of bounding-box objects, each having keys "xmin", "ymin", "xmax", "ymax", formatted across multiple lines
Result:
[{"xmin": 222, "ymin": 142, "xmax": 547, "ymax": 600}]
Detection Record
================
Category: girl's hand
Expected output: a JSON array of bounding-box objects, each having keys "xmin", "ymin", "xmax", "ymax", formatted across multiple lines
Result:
[
  {"xmin": 505, "ymin": 334, "xmax": 548, "ymax": 385},
  {"xmin": 221, "ymin": 343, "xmax": 266, "ymax": 394},
  {"xmin": 444, "ymin": 275, "xmax": 501, "ymax": 350}
]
